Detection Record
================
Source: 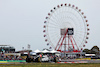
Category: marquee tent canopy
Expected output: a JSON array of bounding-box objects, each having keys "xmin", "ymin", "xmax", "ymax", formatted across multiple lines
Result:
[
  {"xmin": 42, "ymin": 49, "xmax": 50, "ymax": 53},
  {"xmin": 30, "ymin": 52, "xmax": 36, "ymax": 55},
  {"xmin": 50, "ymin": 49, "xmax": 60, "ymax": 53},
  {"xmin": 33, "ymin": 49, "xmax": 60, "ymax": 54},
  {"xmin": 34, "ymin": 49, "xmax": 42, "ymax": 53}
]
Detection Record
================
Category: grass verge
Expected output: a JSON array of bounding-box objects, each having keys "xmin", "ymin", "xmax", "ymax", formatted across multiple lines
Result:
[{"xmin": 0, "ymin": 63, "xmax": 100, "ymax": 67}]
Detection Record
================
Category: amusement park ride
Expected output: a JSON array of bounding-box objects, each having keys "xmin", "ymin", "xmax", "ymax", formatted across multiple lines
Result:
[{"xmin": 43, "ymin": 3, "xmax": 89, "ymax": 53}]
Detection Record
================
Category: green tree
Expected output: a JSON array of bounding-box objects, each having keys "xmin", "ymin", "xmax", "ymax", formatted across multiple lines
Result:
[
  {"xmin": 83, "ymin": 49, "xmax": 91, "ymax": 54},
  {"xmin": 91, "ymin": 46, "xmax": 99, "ymax": 54}
]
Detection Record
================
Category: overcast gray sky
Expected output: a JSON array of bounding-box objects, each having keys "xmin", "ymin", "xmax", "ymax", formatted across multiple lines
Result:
[{"xmin": 0, "ymin": 0, "xmax": 100, "ymax": 51}]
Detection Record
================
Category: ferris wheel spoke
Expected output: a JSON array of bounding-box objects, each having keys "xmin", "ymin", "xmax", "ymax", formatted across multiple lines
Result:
[
  {"xmin": 51, "ymin": 12, "xmax": 63, "ymax": 24},
  {"xmin": 51, "ymin": 14, "xmax": 64, "ymax": 26},
  {"xmin": 70, "ymin": 10, "xmax": 83, "ymax": 28},
  {"xmin": 47, "ymin": 25, "xmax": 61, "ymax": 29},
  {"xmin": 48, "ymin": 25, "xmax": 60, "ymax": 29},
  {"xmin": 73, "ymin": 37, "xmax": 83, "ymax": 45},
  {"xmin": 48, "ymin": 18, "xmax": 64, "ymax": 28},
  {"xmin": 49, "ymin": 33, "xmax": 60, "ymax": 40},
  {"xmin": 73, "ymin": 36, "xmax": 82, "ymax": 40},
  {"xmin": 74, "ymin": 33, "xmax": 85, "ymax": 38},
  {"xmin": 74, "ymin": 33, "xmax": 86, "ymax": 39},
  {"xmin": 75, "ymin": 32, "xmax": 86, "ymax": 35},
  {"xmin": 54, "ymin": 9, "xmax": 71, "ymax": 24},
  {"xmin": 50, "ymin": 16, "xmax": 60, "ymax": 23},
  {"xmin": 53, "ymin": 11, "xmax": 79, "ymax": 28},
  {"xmin": 75, "ymin": 32, "xmax": 87, "ymax": 36},
  {"xmin": 50, "ymin": 36, "xmax": 59, "ymax": 44},
  {"xmin": 76, "ymin": 30, "xmax": 87, "ymax": 33},
  {"xmin": 48, "ymin": 22, "xmax": 60, "ymax": 28},
  {"xmin": 49, "ymin": 33, "xmax": 60, "ymax": 45},
  {"xmin": 73, "ymin": 36, "xmax": 86, "ymax": 45},
  {"xmin": 48, "ymin": 30, "xmax": 59, "ymax": 33},
  {"xmin": 48, "ymin": 31, "xmax": 60, "ymax": 37}
]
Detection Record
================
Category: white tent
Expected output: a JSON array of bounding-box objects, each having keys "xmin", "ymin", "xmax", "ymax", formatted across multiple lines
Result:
[
  {"xmin": 42, "ymin": 49, "xmax": 50, "ymax": 53},
  {"xmin": 50, "ymin": 49, "xmax": 60, "ymax": 53},
  {"xmin": 23, "ymin": 52, "xmax": 28, "ymax": 54},
  {"xmin": 30, "ymin": 52, "xmax": 36, "ymax": 55},
  {"xmin": 34, "ymin": 49, "xmax": 42, "ymax": 53},
  {"xmin": 85, "ymin": 54, "xmax": 95, "ymax": 56}
]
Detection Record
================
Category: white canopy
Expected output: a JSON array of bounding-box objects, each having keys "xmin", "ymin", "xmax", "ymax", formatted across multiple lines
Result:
[
  {"xmin": 85, "ymin": 54, "xmax": 95, "ymax": 56},
  {"xmin": 50, "ymin": 49, "xmax": 60, "ymax": 53},
  {"xmin": 42, "ymin": 49, "xmax": 50, "ymax": 53},
  {"xmin": 23, "ymin": 52, "xmax": 28, "ymax": 54},
  {"xmin": 34, "ymin": 49, "xmax": 42, "ymax": 53},
  {"xmin": 30, "ymin": 52, "xmax": 36, "ymax": 55}
]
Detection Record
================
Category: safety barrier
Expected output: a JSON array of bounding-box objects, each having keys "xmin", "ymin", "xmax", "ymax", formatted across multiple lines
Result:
[
  {"xmin": 57, "ymin": 61, "xmax": 88, "ymax": 63},
  {"xmin": 0, "ymin": 60, "xmax": 26, "ymax": 63}
]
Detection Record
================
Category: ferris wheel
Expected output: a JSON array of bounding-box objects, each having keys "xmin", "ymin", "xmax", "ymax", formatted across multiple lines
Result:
[{"xmin": 43, "ymin": 3, "xmax": 89, "ymax": 52}]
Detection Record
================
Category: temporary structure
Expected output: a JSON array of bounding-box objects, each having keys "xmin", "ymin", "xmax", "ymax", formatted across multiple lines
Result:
[
  {"xmin": 23, "ymin": 52, "xmax": 28, "ymax": 54},
  {"xmin": 50, "ymin": 49, "xmax": 60, "ymax": 53},
  {"xmin": 42, "ymin": 49, "xmax": 50, "ymax": 53},
  {"xmin": 30, "ymin": 52, "xmax": 36, "ymax": 55},
  {"xmin": 34, "ymin": 49, "xmax": 42, "ymax": 53}
]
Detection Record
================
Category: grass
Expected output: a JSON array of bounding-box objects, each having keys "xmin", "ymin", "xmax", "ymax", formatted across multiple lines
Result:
[{"xmin": 0, "ymin": 63, "xmax": 100, "ymax": 67}]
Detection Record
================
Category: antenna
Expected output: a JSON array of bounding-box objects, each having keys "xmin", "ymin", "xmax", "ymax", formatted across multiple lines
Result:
[{"xmin": 28, "ymin": 44, "xmax": 30, "ymax": 50}]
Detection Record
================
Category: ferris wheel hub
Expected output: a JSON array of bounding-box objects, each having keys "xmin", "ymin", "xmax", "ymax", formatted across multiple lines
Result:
[{"xmin": 61, "ymin": 28, "xmax": 74, "ymax": 35}]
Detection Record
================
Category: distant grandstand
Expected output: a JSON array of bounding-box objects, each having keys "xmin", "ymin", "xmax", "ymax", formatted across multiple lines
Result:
[{"xmin": 0, "ymin": 45, "xmax": 15, "ymax": 53}]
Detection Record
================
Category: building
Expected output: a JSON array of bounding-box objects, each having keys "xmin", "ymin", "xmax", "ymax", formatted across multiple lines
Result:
[{"xmin": 0, "ymin": 45, "xmax": 15, "ymax": 53}]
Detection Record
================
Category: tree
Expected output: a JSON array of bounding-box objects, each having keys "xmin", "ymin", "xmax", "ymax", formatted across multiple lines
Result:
[
  {"xmin": 83, "ymin": 46, "xmax": 99, "ymax": 54},
  {"xmin": 83, "ymin": 49, "xmax": 91, "ymax": 54},
  {"xmin": 91, "ymin": 46, "xmax": 99, "ymax": 54}
]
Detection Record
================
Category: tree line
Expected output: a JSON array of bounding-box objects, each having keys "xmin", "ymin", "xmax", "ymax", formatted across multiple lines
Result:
[{"xmin": 83, "ymin": 46, "xmax": 99, "ymax": 54}]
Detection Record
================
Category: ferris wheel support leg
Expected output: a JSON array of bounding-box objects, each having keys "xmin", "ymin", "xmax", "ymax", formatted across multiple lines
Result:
[
  {"xmin": 70, "ymin": 36, "xmax": 75, "ymax": 51},
  {"xmin": 58, "ymin": 32, "xmax": 67, "ymax": 51},
  {"xmin": 72, "ymin": 36, "xmax": 79, "ymax": 51},
  {"xmin": 64, "ymin": 37, "xmax": 66, "ymax": 52},
  {"xmin": 68, "ymin": 35, "xmax": 70, "ymax": 51},
  {"xmin": 55, "ymin": 36, "xmax": 62, "ymax": 50},
  {"xmin": 58, "ymin": 36, "xmax": 65, "ymax": 51}
]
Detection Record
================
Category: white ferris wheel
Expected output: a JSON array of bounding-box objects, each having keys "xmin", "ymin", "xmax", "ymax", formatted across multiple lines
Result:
[{"xmin": 43, "ymin": 3, "xmax": 89, "ymax": 52}]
